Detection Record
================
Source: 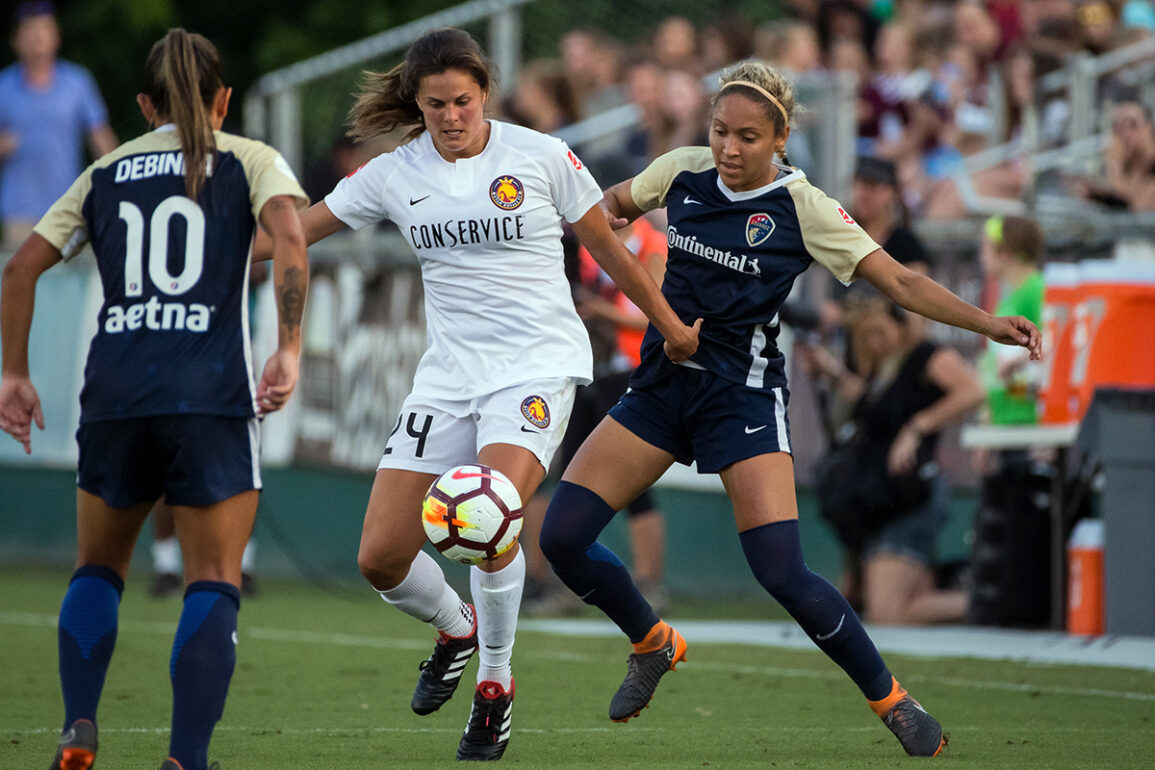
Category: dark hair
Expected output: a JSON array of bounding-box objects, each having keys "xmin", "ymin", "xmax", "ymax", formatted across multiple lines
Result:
[
  {"xmin": 998, "ymin": 215, "xmax": 1046, "ymax": 267},
  {"xmin": 143, "ymin": 29, "xmax": 225, "ymax": 200},
  {"xmin": 347, "ymin": 27, "xmax": 493, "ymax": 144}
]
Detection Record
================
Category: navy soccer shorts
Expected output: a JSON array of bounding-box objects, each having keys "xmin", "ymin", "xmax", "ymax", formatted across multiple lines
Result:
[
  {"xmin": 608, "ymin": 366, "xmax": 792, "ymax": 473},
  {"xmin": 76, "ymin": 415, "xmax": 261, "ymax": 508}
]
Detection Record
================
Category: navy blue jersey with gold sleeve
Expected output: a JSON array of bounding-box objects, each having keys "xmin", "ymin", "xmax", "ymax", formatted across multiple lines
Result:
[
  {"xmin": 628, "ymin": 147, "xmax": 879, "ymax": 390},
  {"xmin": 34, "ymin": 127, "xmax": 307, "ymax": 422}
]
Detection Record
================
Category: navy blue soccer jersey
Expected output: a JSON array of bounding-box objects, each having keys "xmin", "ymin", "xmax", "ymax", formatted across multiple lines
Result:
[
  {"xmin": 628, "ymin": 147, "xmax": 879, "ymax": 390},
  {"xmin": 33, "ymin": 127, "xmax": 307, "ymax": 422}
]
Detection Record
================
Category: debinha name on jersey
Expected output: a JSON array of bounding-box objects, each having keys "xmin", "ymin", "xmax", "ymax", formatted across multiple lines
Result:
[
  {"xmin": 104, "ymin": 295, "xmax": 211, "ymax": 334},
  {"xmin": 667, "ymin": 226, "xmax": 761, "ymax": 276},
  {"xmin": 113, "ymin": 151, "xmax": 211, "ymax": 183},
  {"xmin": 409, "ymin": 214, "xmax": 525, "ymax": 250}
]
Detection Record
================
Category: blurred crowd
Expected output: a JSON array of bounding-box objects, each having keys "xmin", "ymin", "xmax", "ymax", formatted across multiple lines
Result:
[{"xmin": 496, "ymin": 0, "xmax": 1155, "ymax": 221}]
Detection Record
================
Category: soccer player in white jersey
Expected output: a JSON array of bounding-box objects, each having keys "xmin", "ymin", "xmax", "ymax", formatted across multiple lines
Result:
[
  {"xmin": 0, "ymin": 30, "xmax": 308, "ymax": 770},
  {"xmin": 539, "ymin": 59, "xmax": 1041, "ymax": 759},
  {"xmin": 256, "ymin": 27, "xmax": 697, "ymax": 761}
]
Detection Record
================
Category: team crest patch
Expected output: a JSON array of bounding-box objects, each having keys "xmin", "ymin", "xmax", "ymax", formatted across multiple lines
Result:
[
  {"xmin": 521, "ymin": 395, "xmax": 550, "ymax": 428},
  {"xmin": 490, "ymin": 175, "xmax": 524, "ymax": 210},
  {"xmin": 746, "ymin": 213, "xmax": 776, "ymax": 247}
]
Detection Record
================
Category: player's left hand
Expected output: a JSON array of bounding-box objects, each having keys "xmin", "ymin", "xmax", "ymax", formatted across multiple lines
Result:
[
  {"xmin": 888, "ymin": 426, "xmax": 920, "ymax": 475},
  {"xmin": 986, "ymin": 315, "xmax": 1042, "ymax": 360},
  {"xmin": 256, "ymin": 349, "xmax": 300, "ymax": 415},
  {"xmin": 0, "ymin": 376, "xmax": 44, "ymax": 454}
]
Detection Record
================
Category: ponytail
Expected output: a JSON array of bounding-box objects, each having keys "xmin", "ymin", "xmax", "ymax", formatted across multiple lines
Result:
[{"xmin": 144, "ymin": 29, "xmax": 224, "ymax": 199}]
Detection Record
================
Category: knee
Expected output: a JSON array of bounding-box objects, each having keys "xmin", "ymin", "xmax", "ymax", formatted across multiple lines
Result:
[
  {"xmin": 357, "ymin": 542, "xmax": 410, "ymax": 590},
  {"xmin": 537, "ymin": 509, "xmax": 572, "ymax": 569}
]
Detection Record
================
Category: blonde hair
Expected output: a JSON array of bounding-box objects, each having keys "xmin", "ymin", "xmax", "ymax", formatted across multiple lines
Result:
[
  {"xmin": 143, "ymin": 29, "xmax": 224, "ymax": 200},
  {"xmin": 714, "ymin": 60, "xmax": 796, "ymax": 162},
  {"xmin": 347, "ymin": 27, "xmax": 493, "ymax": 144}
]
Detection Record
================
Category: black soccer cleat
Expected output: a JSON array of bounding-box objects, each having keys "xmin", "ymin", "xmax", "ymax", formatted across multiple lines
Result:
[
  {"xmin": 456, "ymin": 679, "xmax": 514, "ymax": 761},
  {"xmin": 411, "ymin": 610, "xmax": 479, "ymax": 715},
  {"xmin": 880, "ymin": 693, "xmax": 947, "ymax": 757},
  {"xmin": 48, "ymin": 719, "xmax": 97, "ymax": 770},
  {"xmin": 609, "ymin": 621, "xmax": 687, "ymax": 722}
]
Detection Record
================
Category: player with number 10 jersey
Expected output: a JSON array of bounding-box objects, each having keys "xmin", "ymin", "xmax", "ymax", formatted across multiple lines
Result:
[{"xmin": 34, "ymin": 127, "xmax": 305, "ymax": 423}]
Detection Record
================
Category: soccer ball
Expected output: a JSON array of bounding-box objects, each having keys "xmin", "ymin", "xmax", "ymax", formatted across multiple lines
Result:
[{"xmin": 421, "ymin": 464, "xmax": 524, "ymax": 565}]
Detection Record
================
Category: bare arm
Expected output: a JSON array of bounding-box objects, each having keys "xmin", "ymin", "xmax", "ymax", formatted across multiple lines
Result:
[
  {"xmin": 570, "ymin": 203, "xmax": 698, "ymax": 362},
  {"xmin": 854, "ymin": 248, "xmax": 1042, "ymax": 359},
  {"xmin": 252, "ymin": 200, "xmax": 346, "ymax": 262},
  {"xmin": 254, "ymin": 195, "xmax": 309, "ymax": 413},
  {"xmin": 888, "ymin": 346, "xmax": 985, "ymax": 475},
  {"xmin": 87, "ymin": 124, "xmax": 119, "ymax": 158},
  {"xmin": 0, "ymin": 233, "xmax": 62, "ymax": 452}
]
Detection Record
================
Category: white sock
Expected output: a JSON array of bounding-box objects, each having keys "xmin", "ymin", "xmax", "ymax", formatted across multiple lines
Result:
[
  {"xmin": 471, "ymin": 548, "xmax": 525, "ymax": 689},
  {"xmin": 378, "ymin": 550, "xmax": 474, "ymax": 637},
  {"xmin": 241, "ymin": 540, "xmax": 256, "ymax": 572},
  {"xmin": 152, "ymin": 536, "xmax": 181, "ymax": 574}
]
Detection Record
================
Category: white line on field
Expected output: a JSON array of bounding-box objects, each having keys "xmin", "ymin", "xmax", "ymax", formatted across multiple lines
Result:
[{"xmin": 4, "ymin": 611, "xmax": 1154, "ymax": 704}]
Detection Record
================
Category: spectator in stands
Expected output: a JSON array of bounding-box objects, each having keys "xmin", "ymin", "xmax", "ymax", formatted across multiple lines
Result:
[
  {"xmin": 651, "ymin": 69, "xmax": 710, "ymax": 159},
  {"xmin": 621, "ymin": 58, "xmax": 667, "ymax": 176},
  {"xmin": 1071, "ymin": 100, "xmax": 1155, "ymax": 210},
  {"xmin": 700, "ymin": 14, "xmax": 757, "ymax": 72},
  {"xmin": 0, "ymin": 1, "xmax": 117, "ymax": 252},
  {"xmin": 561, "ymin": 28, "xmax": 626, "ymax": 118},
  {"xmin": 976, "ymin": 215, "xmax": 1045, "ymax": 431},
  {"xmin": 1077, "ymin": 0, "xmax": 1126, "ymax": 54},
  {"xmin": 756, "ymin": 19, "xmax": 823, "ymax": 76},
  {"xmin": 503, "ymin": 59, "xmax": 580, "ymax": 134},
  {"xmin": 803, "ymin": 292, "xmax": 983, "ymax": 626},
  {"xmin": 817, "ymin": 0, "xmax": 881, "ymax": 59},
  {"xmin": 651, "ymin": 15, "xmax": 699, "ymax": 72}
]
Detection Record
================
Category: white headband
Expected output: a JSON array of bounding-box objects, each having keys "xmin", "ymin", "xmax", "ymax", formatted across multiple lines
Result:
[{"xmin": 720, "ymin": 79, "xmax": 789, "ymax": 125}]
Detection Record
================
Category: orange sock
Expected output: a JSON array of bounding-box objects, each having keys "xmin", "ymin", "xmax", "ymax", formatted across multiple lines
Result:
[
  {"xmin": 632, "ymin": 620, "xmax": 672, "ymax": 654},
  {"xmin": 868, "ymin": 676, "xmax": 908, "ymax": 718}
]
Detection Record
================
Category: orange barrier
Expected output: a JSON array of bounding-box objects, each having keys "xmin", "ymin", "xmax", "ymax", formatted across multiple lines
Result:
[
  {"xmin": 1066, "ymin": 518, "xmax": 1104, "ymax": 636},
  {"xmin": 1041, "ymin": 260, "xmax": 1155, "ymax": 423},
  {"xmin": 1039, "ymin": 263, "xmax": 1079, "ymax": 424},
  {"xmin": 1068, "ymin": 261, "xmax": 1155, "ymax": 420}
]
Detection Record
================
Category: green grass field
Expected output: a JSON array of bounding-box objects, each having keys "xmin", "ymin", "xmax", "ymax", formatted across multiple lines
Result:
[{"xmin": 4, "ymin": 566, "xmax": 1153, "ymax": 769}]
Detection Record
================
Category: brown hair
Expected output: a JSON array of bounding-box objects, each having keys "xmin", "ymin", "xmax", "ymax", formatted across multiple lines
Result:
[
  {"xmin": 347, "ymin": 27, "xmax": 493, "ymax": 144},
  {"xmin": 143, "ymin": 29, "xmax": 224, "ymax": 200},
  {"xmin": 713, "ymin": 59, "xmax": 797, "ymax": 163},
  {"xmin": 999, "ymin": 215, "xmax": 1046, "ymax": 267}
]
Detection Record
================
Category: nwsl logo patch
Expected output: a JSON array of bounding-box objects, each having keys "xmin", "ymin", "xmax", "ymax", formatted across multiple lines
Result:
[
  {"xmin": 490, "ymin": 175, "xmax": 524, "ymax": 210},
  {"xmin": 746, "ymin": 213, "xmax": 775, "ymax": 247},
  {"xmin": 521, "ymin": 395, "xmax": 550, "ymax": 428}
]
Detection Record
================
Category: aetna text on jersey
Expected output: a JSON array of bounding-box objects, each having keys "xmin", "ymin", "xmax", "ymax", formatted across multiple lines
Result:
[
  {"xmin": 667, "ymin": 226, "xmax": 761, "ymax": 276},
  {"xmin": 409, "ymin": 215, "xmax": 526, "ymax": 251},
  {"xmin": 104, "ymin": 295, "xmax": 212, "ymax": 334}
]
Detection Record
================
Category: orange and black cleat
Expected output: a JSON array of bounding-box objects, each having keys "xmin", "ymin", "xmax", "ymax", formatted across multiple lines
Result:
[
  {"xmin": 609, "ymin": 620, "xmax": 688, "ymax": 722},
  {"xmin": 870, "ymin": 677, "xmax": 947, "ymax": 757}
]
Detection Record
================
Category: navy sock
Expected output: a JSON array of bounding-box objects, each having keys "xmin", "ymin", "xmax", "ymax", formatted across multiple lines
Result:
[
  {"xmin": 740, "ymin": 520, "xmax": 893, "ymax": 701},
  {"xmin": 169, "ymin": 581, "xmax": 240, "ymax": 770},
  {"xmin": 58, "ymin": 565, "xmax": 124, "ymax": 729},
  {"xmin": 540, "ymin": 481, "xmax": 658, "ymax": 642}
]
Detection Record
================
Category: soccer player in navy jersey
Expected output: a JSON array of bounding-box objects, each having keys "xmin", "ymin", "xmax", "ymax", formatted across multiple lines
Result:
[
  {"xmin": 539, "ymin": 59, "xmax": 1041, "ymax": 758},
  {"xmin": 0, "ymin": 29, "xmax": 308, "ymax": 770}
]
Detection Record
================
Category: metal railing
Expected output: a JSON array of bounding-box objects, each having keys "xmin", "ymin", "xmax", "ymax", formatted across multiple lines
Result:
[{"xmin": 243, "ymin": 0, "xmax": 532, "ymax": 174}]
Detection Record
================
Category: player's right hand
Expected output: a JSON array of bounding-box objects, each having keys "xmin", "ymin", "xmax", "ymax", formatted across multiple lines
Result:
[
  {"xmin": 663, "ymin": 317, "xmax": 702, "ymax": 363},
  {"xmin": 0, "ymin": 376, "xmax": 44, "ymax": 454}
]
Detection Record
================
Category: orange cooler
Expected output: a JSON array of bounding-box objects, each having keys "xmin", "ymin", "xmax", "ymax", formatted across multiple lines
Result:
[
  {"xmin": 1039, "ymin": 263, "xmax": 1080, "ymax": 424},
  {"xmin": 1066, "ymin": 519, "xmax": 1104, "ymax": 636},
  {"xmin": 1068, "ymin": 260, "xmax": 1155, "ymax": 420}
]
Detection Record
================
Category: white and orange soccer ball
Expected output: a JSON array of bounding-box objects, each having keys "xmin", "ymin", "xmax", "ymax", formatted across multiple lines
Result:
[{"xmin": 421, "ymin": 464, "xmax": 524, "ymax": 565}]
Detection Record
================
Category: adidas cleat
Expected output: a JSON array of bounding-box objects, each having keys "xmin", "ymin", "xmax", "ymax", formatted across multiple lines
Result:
[
  {"xmin": 609, "ymin": 621, "xmax": 687, "ymax": 722},
  {"xmin": 48, "ymin": 719, "xmax": 97, "ymax": 770},
  {"xmin": 411, "ymin": 610, "xmax": 479, "ymax": 715},
  {"xmin": 456, "ymin": 680, "xmax": 514, "ymax": 761}
]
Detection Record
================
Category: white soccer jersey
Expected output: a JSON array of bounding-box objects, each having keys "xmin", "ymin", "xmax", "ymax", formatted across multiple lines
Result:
[{"xmin": 326, "ymin": 120, "xmax": 601, "ymax": 399}]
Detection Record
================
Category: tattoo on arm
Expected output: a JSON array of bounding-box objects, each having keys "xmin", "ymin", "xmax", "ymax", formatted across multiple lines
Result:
[{"xmin": 278, "ymin": 265, "xmax": 305, "ymax": 334}]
